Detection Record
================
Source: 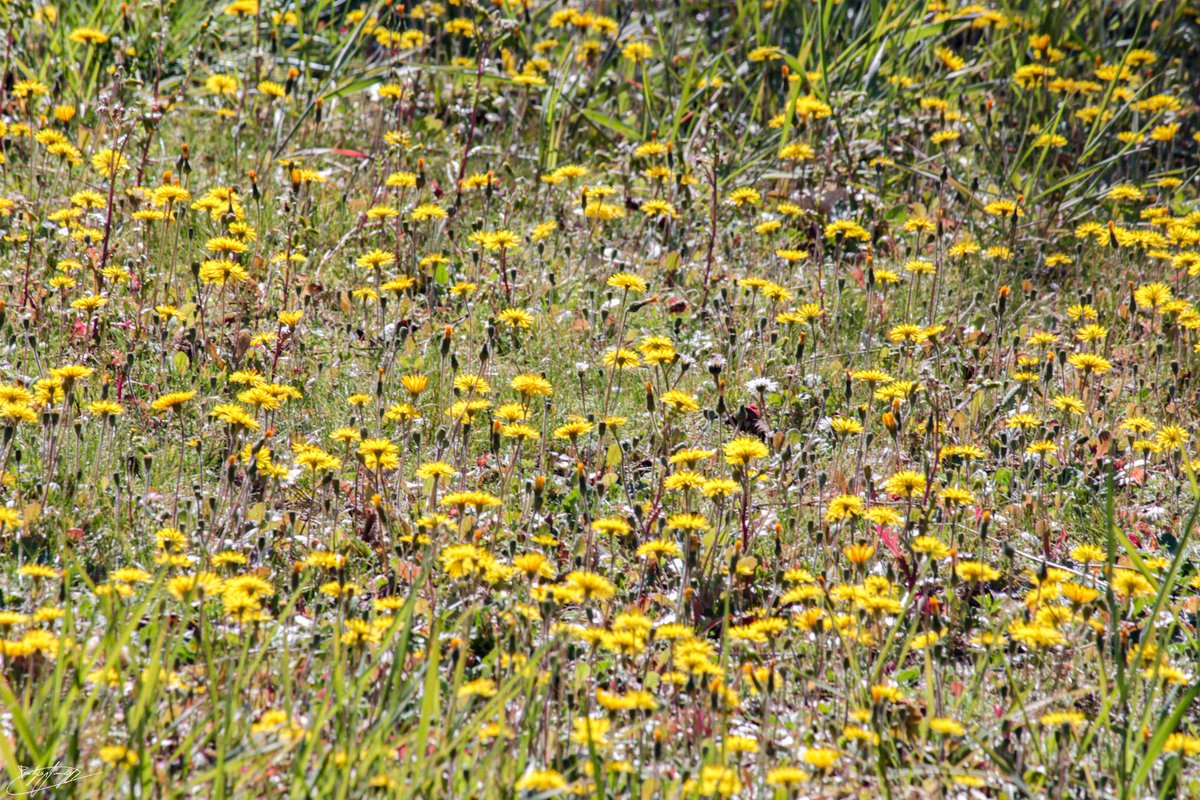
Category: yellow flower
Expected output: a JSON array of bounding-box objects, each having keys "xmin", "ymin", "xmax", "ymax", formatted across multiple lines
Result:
[
  {"xmin": 199, "ymin": 260, "xmax": 251, "ymax": 286},
  {"xmin": 636, "ymin": 539, "xmax": 681, "ymax": 560},
  {"xmin": 497, "ymin": 308, "xmax": 534, "ymax": 328},
  {"xmin": 1134, "ymin": 281, "xmax": 1172, "ymax": 308},
  {"xmin": 608, "ymin": 272, "xmax": 647, "ymax": 292},
  {"xmin": 91, "ymin": 148, "xmax": 129, "ymax": 178},
  {"xmin": 1067, "ymin": 352, "xmax": 1113, "ymax": 374},
  {"xmin": 884, "ymin": 470, "xmax": 926, "ymax": 498},
  {"xmin": 825, "ymin": 219, "xmax": 870, "ymax": 241},
  {"xmin": 621, "ymin": 41, "xmax": 653, "ymax": 62},
  {"xmin": 929, "ymin": 717, "xmax": 965, "ymax": 736},
  {"xmin": 69, "ymin": 27, "xmax": 109, "ymax": 45},
  {"xmin": 956, "ymin": 561, "xmax": 1000, "ymax": 583},
  {"xmin": 205, "ymin": 74, "xmax": 240, "ymax": 95},
  {"xmin": 357, "ymin": 438, "xmax": 400, "ymax": 470},
  {"xmin": 724, "ymin": 436, "xmax": 768, "ymax": 465},
  {"xmin": 210, "ymin": 403, "xmax": 259, "ymax": 430},
  {"xmin": 825, "ymin": 495, "xmax": 865, "ymax": 523},
  {"xmin": 660, "ymin": 390, "xmax": 699, "ymax": 413},
  {"xmin": 411, "ymin": 204, "xmax": 448, "ymax": 221},
  {"xmin": 511, "ymin": 373, "xmax": 552, "ymax": 397},
  {"xmin": 514, "ymin": 770, "xmax": 567, "ymax": 792},
  {"xmin": 564, "ymin": 570, "xmax": 615, "ymax": 600},
  {"xmin": 802, "ymin": 747, "xmax": 841, "ymax": 770},
  {"xmin": 98, "ymin": 745, "xmax": 138, "ymax": 766},
  {"xmin": 727, "ymin": 187, "xmax": 762, "ymax": 207},
  {"xmin": 151, "ymin": 391, "xmax": 197, "ymax": 413},
  {"xmin": 356, "ymin": 249, "xmax": 395, "ymax": 270}
]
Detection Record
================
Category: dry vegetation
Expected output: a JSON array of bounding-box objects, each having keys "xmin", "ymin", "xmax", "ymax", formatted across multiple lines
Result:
[{"xmin": 1, "ymin": 0, "xmax": 1200, "ymax": 797}]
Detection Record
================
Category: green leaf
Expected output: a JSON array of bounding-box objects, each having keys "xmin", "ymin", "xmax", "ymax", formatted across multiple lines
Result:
[
  {"xmin": 580, "ymin": 109, "xmax": 639, "ymax": 141},
  {"xmin": 320, "ymin": 74, "xmax": 382, "ymax": 101},
  {"xmin": 1111, "ymin": 524, "xmax": 1156, "ymax": 588},
  {"xmin": 605, "ymin": 443, "xmax": 622, "ymax": 468},
  {"xmin": 1131, "ymin": 684, "xmax": 1200, "ymax": 791}
]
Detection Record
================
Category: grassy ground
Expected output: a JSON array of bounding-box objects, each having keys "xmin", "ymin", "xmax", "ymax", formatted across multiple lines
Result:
[{"xmin": 1, "ymin": 0, "xmax": 1200, "ymax": 797}]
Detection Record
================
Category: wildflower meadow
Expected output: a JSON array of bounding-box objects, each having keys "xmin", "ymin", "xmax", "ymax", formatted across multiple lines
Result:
[{"xmin": 2, "ymin": 0, "xmax": 1200, "ymax": 797}]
